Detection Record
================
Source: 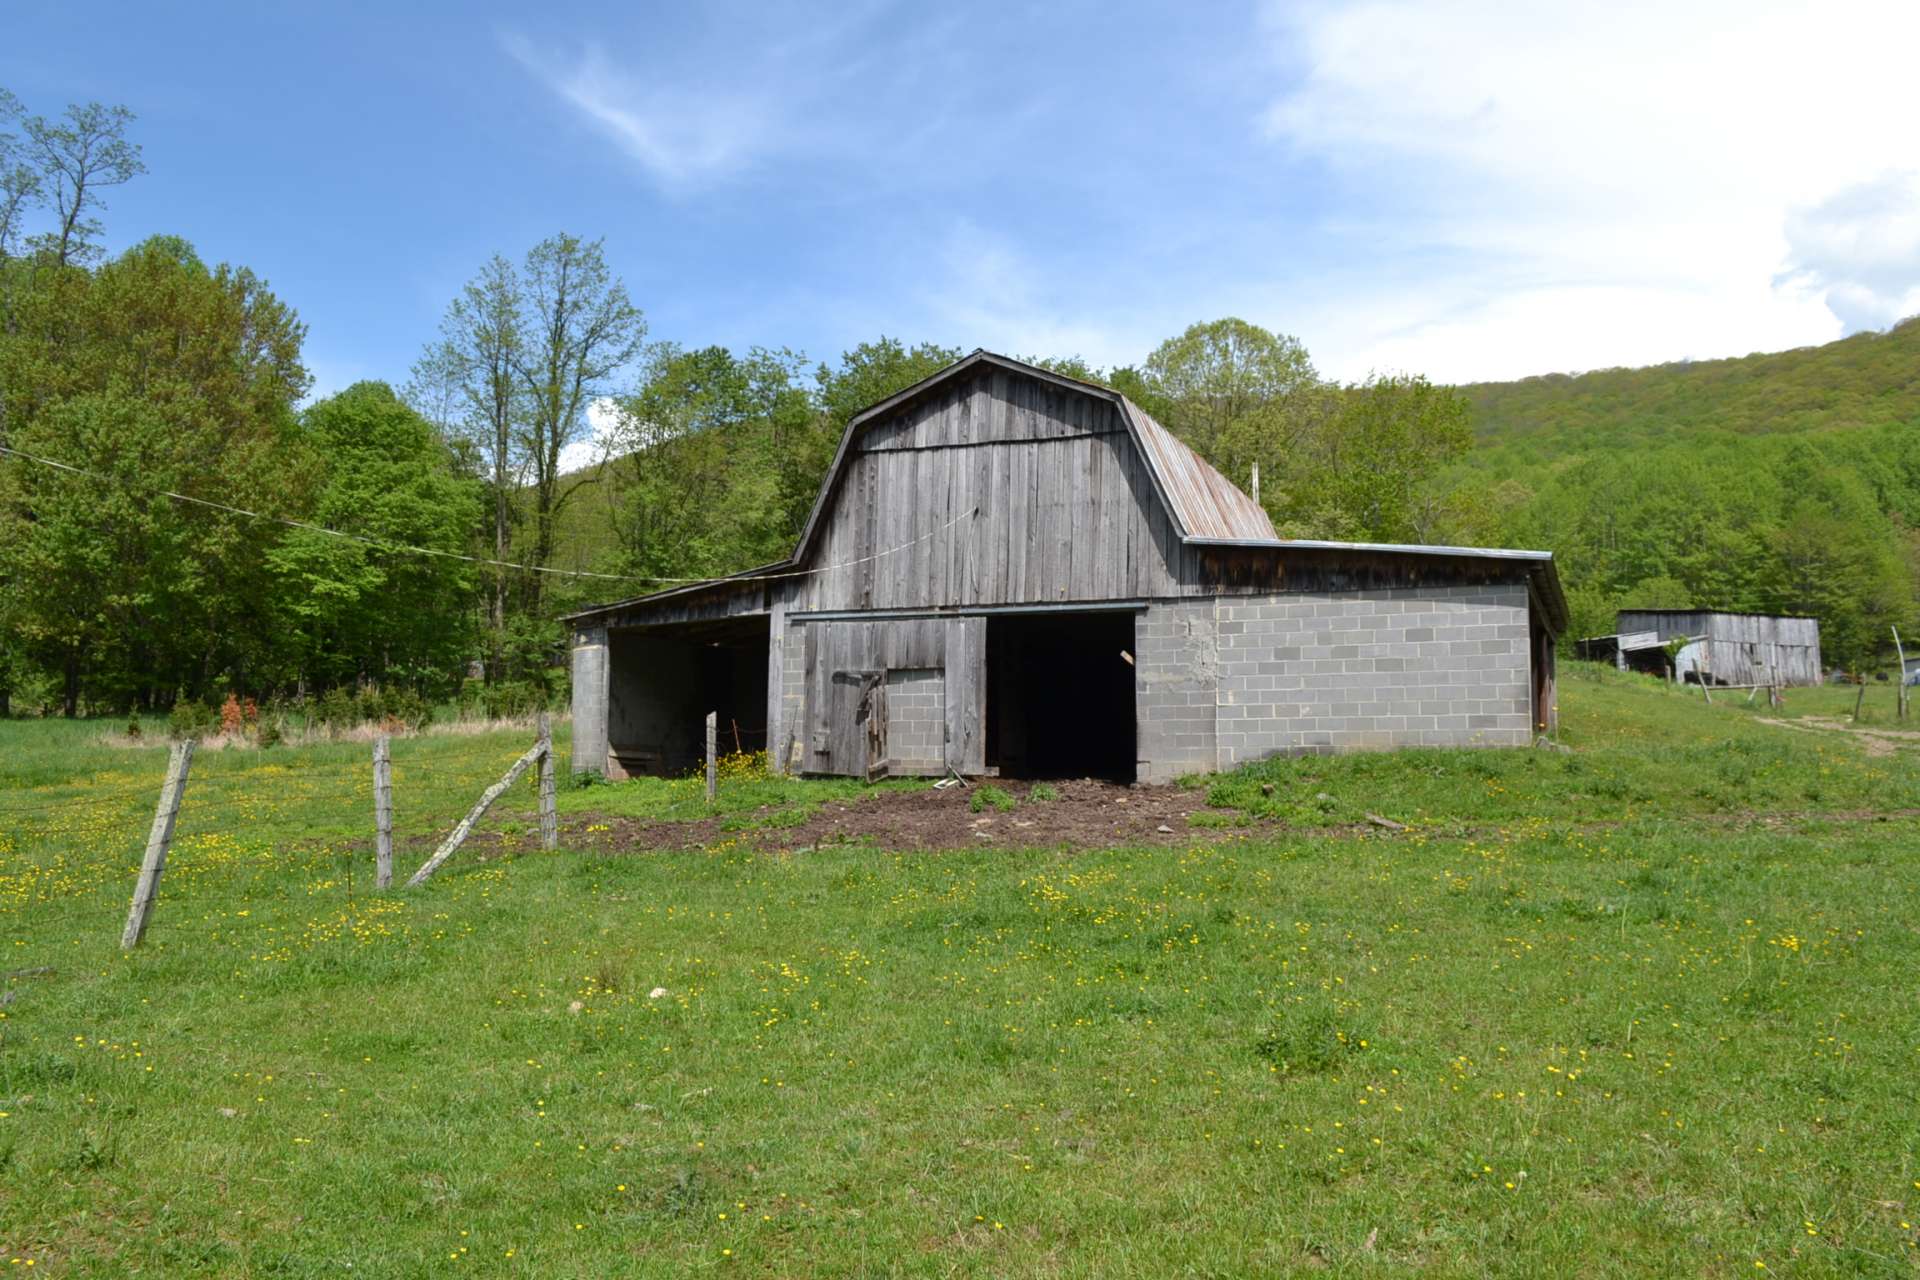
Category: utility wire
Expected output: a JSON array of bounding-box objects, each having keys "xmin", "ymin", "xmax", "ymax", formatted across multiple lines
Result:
[{"xmin": 0, "ymin": 443, "xmax": 978, "ymax": 588}]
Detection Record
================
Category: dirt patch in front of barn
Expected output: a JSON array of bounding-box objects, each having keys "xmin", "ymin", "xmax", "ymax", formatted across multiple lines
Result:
[{"xmin": 569, "ymin": 778, "xmax": 1266, "ymax": 853}]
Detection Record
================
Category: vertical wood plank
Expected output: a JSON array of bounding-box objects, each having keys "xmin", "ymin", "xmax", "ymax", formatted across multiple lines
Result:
[
  {"xmin": 766, "ymin": 600, "xmax": 787, "ymax": 774},
  {"xmin": 373, "ymin": 734, "xmax": 394, "ymax": 889},
  {"xmin": 803, "ymin": 622, "xmax": 823, "ymax": 772},
  {"xmin": 970, "ymin": 433, "xmax": 993, "ymax": 603},
  {"xmin": 1069, "ymin": 433, "xmax": 1093, "ymax": 599},
  {"xmin": 122, "ymin": 738, "xmax": 193, "ymax": 949}
]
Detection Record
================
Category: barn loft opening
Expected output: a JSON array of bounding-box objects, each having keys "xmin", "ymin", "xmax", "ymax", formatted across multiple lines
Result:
[
  {"xmin": 985, "ymin": 611, "xmax": 1137, "ymax": 781},
  {"xmin": 605, "ymin": 615, "xmax": 769, "ymax": 778}
]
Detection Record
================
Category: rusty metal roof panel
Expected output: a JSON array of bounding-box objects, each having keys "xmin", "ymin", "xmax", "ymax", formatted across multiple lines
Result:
[{"xmin": 1118, "ymin": 396, "xmax": 1279, "ymax": 542}]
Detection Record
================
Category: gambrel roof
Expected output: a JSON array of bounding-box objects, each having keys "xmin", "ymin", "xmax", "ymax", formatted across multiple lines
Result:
[{"xmin": 791, "ymin": 350, "xmax": 1278, "ymax": 563}]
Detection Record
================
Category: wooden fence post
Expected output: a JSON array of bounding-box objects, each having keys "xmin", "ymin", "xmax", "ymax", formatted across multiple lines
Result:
[
  {"xmin": 122, "ymin": 738, "xmax": 193, "ymax": 950},
  {"xmin": 705, "ymin": 711, "xmax": 718, "ymax": 805},
  {"xmin": 373, "ymin": 734, "xmax": 394, "ymax": 889},
  {"xmin": 1894, "ymin": 627, "xmax": 1909, "ymax": 721},
  {"xmin": 406, "ymin": 738, "xmax": 544, "ymax": 887},
  {"xmin": 538, "ymin": 712, "xmax": 557, "ymax": 851}
]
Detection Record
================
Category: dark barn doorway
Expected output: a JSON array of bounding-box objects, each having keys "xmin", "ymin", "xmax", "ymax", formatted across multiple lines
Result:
[
  {"xmin": 985, "ymin": 611, "xmax": 1136, "ymax": 780},
  {"xmin": 605, "ymin": 615, "xmax": 768, "ymax": 778}
]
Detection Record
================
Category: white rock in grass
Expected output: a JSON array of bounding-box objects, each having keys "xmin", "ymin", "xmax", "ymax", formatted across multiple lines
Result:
[{"xmin": 649, "ymin": 987, "xmax": 668, "ymax": 999}]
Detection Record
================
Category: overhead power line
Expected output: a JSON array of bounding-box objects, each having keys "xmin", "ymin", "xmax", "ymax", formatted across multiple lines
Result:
[{"xmin": 0, "ymin": 443, "xmax": 977, "ymax": 590}]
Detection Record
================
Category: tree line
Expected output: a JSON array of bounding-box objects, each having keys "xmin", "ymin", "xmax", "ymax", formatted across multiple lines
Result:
[{"xmin": 3, "ymin": 87, "xmax": 1913, "ymax": 719}]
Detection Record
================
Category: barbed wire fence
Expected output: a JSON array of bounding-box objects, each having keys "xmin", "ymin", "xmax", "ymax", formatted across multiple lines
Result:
[{"xmin": 0, "ymin": 715, "xmax": 559, "ymax": 968}]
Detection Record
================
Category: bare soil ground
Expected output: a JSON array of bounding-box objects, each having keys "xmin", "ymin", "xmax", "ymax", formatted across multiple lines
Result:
[{"xmin": 571, "ymin": 778, "xmax": 1250, "ymax": 853}]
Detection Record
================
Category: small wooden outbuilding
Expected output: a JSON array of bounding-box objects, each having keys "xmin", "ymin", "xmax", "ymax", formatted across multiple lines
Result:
[
  {"xmin": 1613, "ymin": 609, "xmax": 1822, "ymax": 687},
  {"xmin": 565, "ymin": 351, "xmax": 1568, "ymax": 781}
]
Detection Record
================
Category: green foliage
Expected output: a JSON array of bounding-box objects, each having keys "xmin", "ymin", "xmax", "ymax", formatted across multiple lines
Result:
[
  {"xmin": 165, "ymin": 698, "xmax": 215, "ymax": 740},
  {"xmin": 267, "ymin": 383, "xmax": 480, "ymax": 695},
  {"xmin": 0, "ymin": 237, "xmax": 311, "ymax": 713},
  {"xmin": 1126, "ymin": 319, "xmax": 1474, "ymax": 543},
  {"xmin": 969, "ymin": 784, "xmax": 1017, "ymax": 814}
]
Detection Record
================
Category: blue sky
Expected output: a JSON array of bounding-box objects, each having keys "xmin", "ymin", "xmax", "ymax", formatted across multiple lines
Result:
[{"xmin": 7, "ymin": 0, "xmax": 1918, "ymax": 419}]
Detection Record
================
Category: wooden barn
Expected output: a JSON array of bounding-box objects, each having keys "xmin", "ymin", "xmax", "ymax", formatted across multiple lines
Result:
[
  {"xmin": 565, "ymin": 351, "xmax": 1569, "ymax": 782},
  {"xmin": 1613, "ymin": 609, "xmax": 1823, "ymax": 687}
]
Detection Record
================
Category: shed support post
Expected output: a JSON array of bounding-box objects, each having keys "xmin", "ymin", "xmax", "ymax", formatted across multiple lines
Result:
[
  {"xmin": 705, "ymin": 711, "xmax": 718, "ymax": 804},
  {"xmin": 570, "ymin": 623, "xmax": 609, "ymax": 777}
]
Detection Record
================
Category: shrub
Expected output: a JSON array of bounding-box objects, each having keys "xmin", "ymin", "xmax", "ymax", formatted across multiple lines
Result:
[
  {"xmin": 166, "ymin": 699, "xmax": 216, "ymax": 740},
  {"xmin": 315, "ymin": 687, "xmax": 357, "ymax": 732}
]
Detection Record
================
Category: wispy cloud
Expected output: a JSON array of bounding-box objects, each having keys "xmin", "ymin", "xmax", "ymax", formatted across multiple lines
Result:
[{"xmin": 502, "ymin": 33, "xmax": 783, "ymax": 188}]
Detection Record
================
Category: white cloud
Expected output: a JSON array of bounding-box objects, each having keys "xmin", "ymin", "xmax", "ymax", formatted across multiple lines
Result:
[
  {"xmin": 1260, "ymin": 0, "xmax": 1920, "ymax": 379},
  {"xmin": 1781, "ymin": 172, "xmax": 1920, "ymax": 332},
  {"xmin": 557, "ymin": 398, "xmax": 630, "ymax": 473},
  {"xmin": 502, "ymin": 34, "xmax": 785, "ymax": 188}
]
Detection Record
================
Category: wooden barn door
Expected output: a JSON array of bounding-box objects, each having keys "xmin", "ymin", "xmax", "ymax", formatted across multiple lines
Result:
[{"xmin": 802, "ymin": 620, "xmax": 890, "ymax": 777}]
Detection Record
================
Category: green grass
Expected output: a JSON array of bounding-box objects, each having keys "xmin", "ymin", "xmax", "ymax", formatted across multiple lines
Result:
[
  {"xmin": 1, "ymin": 676, "xmax": 1917, "ymax": 1276},
  {"xmin": 1205, "ymin": 663, "xmax": 1920, "ymax": 827}
]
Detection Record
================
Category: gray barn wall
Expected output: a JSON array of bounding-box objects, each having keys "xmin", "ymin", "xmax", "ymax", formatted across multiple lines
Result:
[
  {"xmin": 1213, "ymin": 584, "xmax": 1532, "ymax": 766},
  {"xmin": 770, "ymin": 583, "xmax": 1535, "ymax": 782},
  {"xmin": 1134, "ymin": 598, "xmax": 1219, "ymax": 781},
  {"xmin": 884, "ymin": 669, "xmax": 947, "ymax": 773},
  {"xmin": 796, "ymin": 369, "xmax": 1200, "ymax": 612}
]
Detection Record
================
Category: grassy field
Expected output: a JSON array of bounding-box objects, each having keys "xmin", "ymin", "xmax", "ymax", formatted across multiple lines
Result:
[{"xmin": 1, "ymin": 668, "xmax": 1917, "ymax": 1276}]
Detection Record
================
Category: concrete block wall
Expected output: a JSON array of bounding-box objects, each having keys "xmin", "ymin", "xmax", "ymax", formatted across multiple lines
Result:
[
  {"xmin": 884, "ymin": 668, "xmax": 947, "ymax": 773},
  {"xmin": 1134, "ymin": 598, "xmax": 1219, "ymax": 782},
  {"xmin": 780, "ymin": 620, "xmax": 805, "ymax": 773},
  {"xmin": 1212, "ymin": 583, "xmax": 1533, "ymax": 764}
]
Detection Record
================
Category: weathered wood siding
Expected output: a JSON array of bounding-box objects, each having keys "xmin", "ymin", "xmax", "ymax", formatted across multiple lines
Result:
[
  {"xmin": 1617, "ymin": 610, "xmax": 1823, "ymax": 686},
  {"xmin": 795, "ymin": 616, "xmax": 986, "ymax": 777},
  {"xmin": 793, "ymin": 369, "xmax": 1199, "ymax": 612}
]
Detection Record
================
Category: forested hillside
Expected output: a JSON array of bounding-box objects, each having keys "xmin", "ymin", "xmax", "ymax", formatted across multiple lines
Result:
[
  {"xmin": 1464, "ymin": 319, "xmax": 1920, "ymax": 453},
  {"xmin": 1451, "ymin": 325, "xmax": 1920, "ymax": 654}
]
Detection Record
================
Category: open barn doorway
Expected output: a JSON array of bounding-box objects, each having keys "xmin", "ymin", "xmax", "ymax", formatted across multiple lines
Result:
[
  {"xmin": 985, "ymin": 611, "xmax": 1136, "ymax": 781},
  {"xmin": 605, "ymin": 615, "xmax": 769, "ymax": 778}
]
